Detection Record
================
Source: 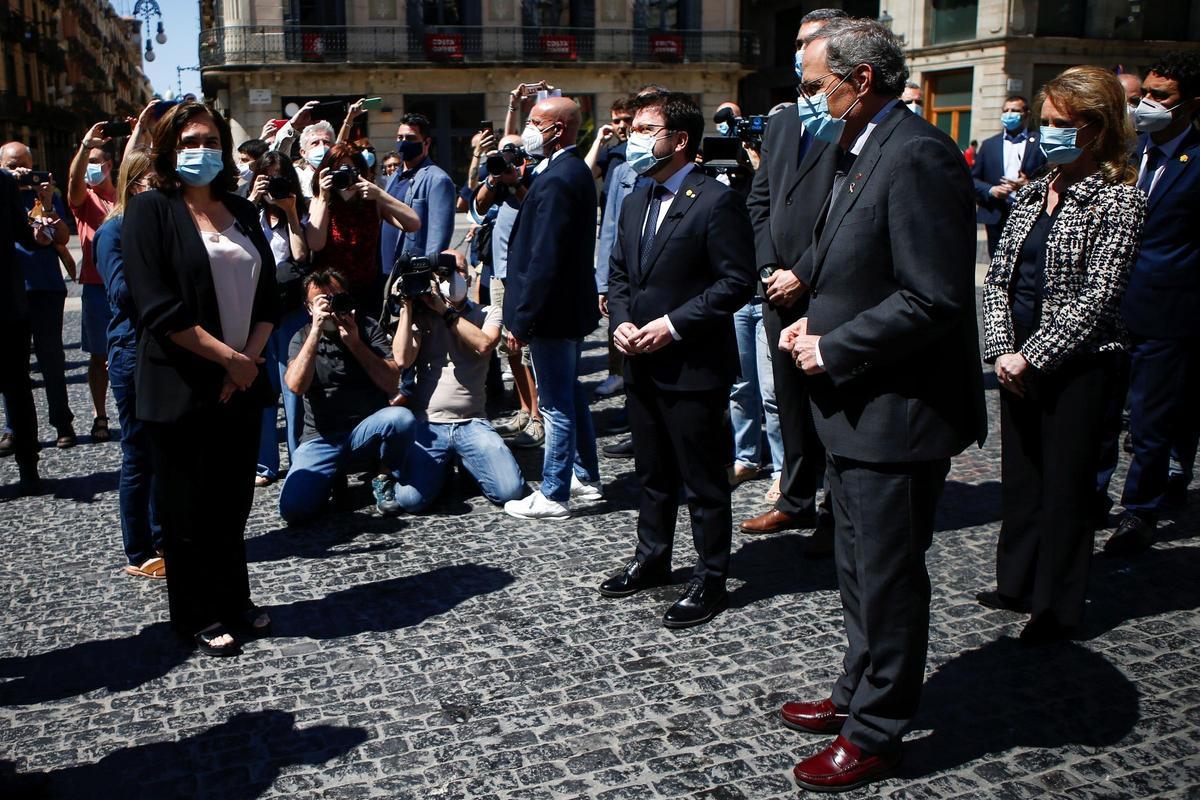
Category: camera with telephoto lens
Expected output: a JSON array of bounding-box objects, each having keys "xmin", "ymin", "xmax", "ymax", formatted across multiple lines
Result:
[
  {"xmin": 327, "ymin": 292, "xmax": 356, "ymax": 315},
  {"xmin": 330, "ymin": 164, "xmax": 359, "ymax": 191},
  {"xmin": 485, "ymin": 143, "xmax": 527, "ymax": 177},
  {"xmin": 391, "ymin": 253, "xmax": 457, "ymax": 300},
  {"xmin": 267, "ymin": 175, "xmax": 293, "ymax": 199},
  {"xmin": 713, "ymin": 107, "xmax": 768, "ymax": 148}
]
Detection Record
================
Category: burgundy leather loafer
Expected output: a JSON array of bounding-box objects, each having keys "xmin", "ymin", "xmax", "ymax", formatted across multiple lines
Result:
[
  {"xmin": 779, "ymin": 697, "xmax": 848, "ymax": 734},
  {"xmin": 792, "ymin": 735, "xmax": 901, "ymax": 793}
]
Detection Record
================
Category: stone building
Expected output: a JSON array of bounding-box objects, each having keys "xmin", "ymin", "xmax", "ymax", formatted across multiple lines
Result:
[
  {"xmin": 199, "ymin": 1, "xmax": 758, "ymax": 185},
  {"xmin": 0, "ymin": 0, "xmax": 152, "ymax": 176}
]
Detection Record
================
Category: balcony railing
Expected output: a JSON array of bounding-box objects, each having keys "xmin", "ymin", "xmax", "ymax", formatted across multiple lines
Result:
[{"xmin": 199, "ymin": 25, "xmax": 758, "ymax": 69}]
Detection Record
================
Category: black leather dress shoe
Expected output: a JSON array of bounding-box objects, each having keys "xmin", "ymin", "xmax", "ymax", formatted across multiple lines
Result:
[
  {"xmin": 602, "ymin": 437, "xmax": 635, "ymax": 459},
  {"xmin": 598, "ymin": 559, "xmax": 670, "ymax": 598},
  {"xmin": 662, "ymin": 579, "xmax": 728, "ymax": 629},
  {"xmin": 1103, "ymin": 514, "xmax": 1155, "ymax": 557},
  {"xmin": 976, "ymin": 590, "xmax": 1031, "ymax": 613}
]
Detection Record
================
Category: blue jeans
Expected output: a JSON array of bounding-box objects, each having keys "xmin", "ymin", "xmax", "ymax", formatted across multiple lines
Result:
[
  {"xmin": 108, "ymin": 344, "xmax": 161, "ymax": 565},
  {"xmin": 529, "ymin": 337, "xmax": 599, "ymax": 502},
  {"xmin": 257, "ymin": 308, "xmax": 308, "ymax": 478},
  {"xmin": 278, "ymin": 406, "xmax": 416, "ymax": 523},
  {"xmin": 730, "ymin": 299, "xmax": 785, "ymax": 477},
  {"xmin": 393, "ymin": 417, "xmax": 525, "ymax": 512}
]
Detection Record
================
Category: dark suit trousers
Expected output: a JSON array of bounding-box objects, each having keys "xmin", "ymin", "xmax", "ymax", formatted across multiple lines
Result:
[
  {"xmin": 762, "ymin": 300, "xmax": 827, "ymax": 518},
  {"xmin": 0, "ymin": 318, "xmax": 38, "ymax": 464},
  {"xmin": 146, "ymin": 393, "xmax": 260, "ymax": 635},
  {"xmin": 627, "ymin": 380, "xmax": 732, "ymax": 586},
  {"xmin": 997, "ymin": 344, "xmax": 1115, "ymax": 627},
  {"xmin": 827, "ymin": 453, "xmax": 949, "ymax": 753},
  {"xmin": 1121, "ymin": 335, "xmax": 1200, "ymax": 518}
]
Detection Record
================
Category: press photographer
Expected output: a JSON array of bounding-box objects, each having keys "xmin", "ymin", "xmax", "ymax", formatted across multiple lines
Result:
[
  {"xmin": 389, "ymin": 250, "xmax": 525, "ymax": 512},
  {"xmin": 278, "ymin": 270, "xmax": 415, "ymax": 523},
  {"xmin": 704, "ymin": 103, "xmax": 760, "ymax": 194}
]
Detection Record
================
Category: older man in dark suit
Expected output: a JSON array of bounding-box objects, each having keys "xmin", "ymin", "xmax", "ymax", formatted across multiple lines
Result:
[
  {"xmin": 775, "ymin": 19, "xmax": 986, "ymax": 792},
  {"xmin": 597, "ymin": 91, "xmax": 755, "ymax": 629}
]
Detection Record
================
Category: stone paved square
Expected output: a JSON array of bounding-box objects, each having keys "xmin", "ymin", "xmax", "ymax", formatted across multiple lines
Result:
[{"xmin": 1, "ymin": 291, "xmax": 1198, "ymax": 799}]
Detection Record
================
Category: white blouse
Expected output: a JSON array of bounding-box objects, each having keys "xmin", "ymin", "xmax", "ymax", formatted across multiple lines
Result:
[{"xmin": 202, "ymin": 222, "xmax": 261, "ymax": 352}]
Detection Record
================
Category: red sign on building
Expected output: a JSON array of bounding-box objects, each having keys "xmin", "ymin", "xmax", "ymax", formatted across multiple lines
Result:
[
  {"xmin": 649, "ymin": 34, "xmax": 684, "ymax": 61},
  {"xmin": 540, "ymin": 34, "xmax": 577, "ymax": 60},
  {"xmin": 425, "ymin": 33, "xmax": 464, "ymax": 61}
]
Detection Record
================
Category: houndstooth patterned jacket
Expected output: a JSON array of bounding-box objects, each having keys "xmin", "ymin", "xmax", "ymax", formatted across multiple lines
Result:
[{"xmin": 982, "ymin": 169, "xmax": 1146, "ymax": 372}]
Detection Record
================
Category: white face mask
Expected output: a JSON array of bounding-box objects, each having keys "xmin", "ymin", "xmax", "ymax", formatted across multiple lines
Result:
[
  {"xmin": 521, "ymin": 123, "xmax": 554, "ymax": 158},
  {"xmin": 238, "ymin": 162, "xmax": 254, "ymax": 182},
  {"xmin": 439, "ymin": 272, "xmax": 468, "ymax": 305},
  {"xmin": 1133, "ymin": 96, "xmax": 1181, "ymax": 134}
]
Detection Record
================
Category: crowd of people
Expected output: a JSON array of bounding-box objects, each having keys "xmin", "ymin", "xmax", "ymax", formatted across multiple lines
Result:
[{"xmin": 0, "ymin": 8, "xmax": 1197, "ymax": 793}]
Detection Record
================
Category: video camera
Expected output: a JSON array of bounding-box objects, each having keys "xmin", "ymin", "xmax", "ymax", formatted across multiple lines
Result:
[
  {"xmin": 713, "ymin": 107, "xmax": 768, "ymax": 148},
  {"xmin": 699, "ymin": 136, "xmax": 751, "ymax": 180},
  {"xmin": 485, "ymin": 143, "xmax": 527, "ymax": 177},
  {"xmin": 391, "ymin": 253, "xmax": 458, "ymax": 301}
]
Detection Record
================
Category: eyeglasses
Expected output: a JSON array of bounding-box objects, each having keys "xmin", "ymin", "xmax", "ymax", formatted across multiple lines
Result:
[
  {"xmin": 798, "ymin": 72, "xmax": 842, "ymax": 99},
  {"xmin": 629, "ymin": 123, "xmax": 669, "ymax": 135}
]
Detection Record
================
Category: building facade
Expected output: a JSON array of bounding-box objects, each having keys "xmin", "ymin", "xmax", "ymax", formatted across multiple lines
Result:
[
  {"xmin": 0, "ymin": 0, "xmax": 152, "ymax": 177},
  {"xmin": 199, "ymin": 1, "xmax": 758, "ymax": 186},
  {"xmin": 742, "ymin": 0, "xmax": 1200, "ymax": 149}
]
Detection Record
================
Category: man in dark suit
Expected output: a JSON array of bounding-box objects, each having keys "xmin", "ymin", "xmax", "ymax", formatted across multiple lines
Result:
[
  {"xmin": 972, "ymin": 95, "xmax": 1047, "ymax": 258},
  {"xmin": 775, "ymin": 19, "xmax": 986, "ymax": 792},
  {"xmin": 740, "ymin": 7, "xmax": 845, "ymax": 547},
  {"xmin": 596, "ymin": 91, "xmax": 755, "ymax": 628},
  {"xmin": 502, "ymin": 96, "xmax": 602, "ymax": 520},
  {"xmin": 1106, "ymin": 51, "xmax": 1200, "ymax": 556}
]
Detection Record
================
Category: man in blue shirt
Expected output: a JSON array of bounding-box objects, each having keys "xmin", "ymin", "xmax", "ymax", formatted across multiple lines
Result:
[{"xmin": 1, "ymin": 142, "xmax": 74, "ymax": 451}]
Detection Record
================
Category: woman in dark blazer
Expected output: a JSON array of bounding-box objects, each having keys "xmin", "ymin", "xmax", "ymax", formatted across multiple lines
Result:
[
  {"xmin": 981, "ymin": 67, "xmax": 1146, "ymax": 644},
  {"xmin": 122, "ymin": 101, "xmax": 278, "ymax": 657}
]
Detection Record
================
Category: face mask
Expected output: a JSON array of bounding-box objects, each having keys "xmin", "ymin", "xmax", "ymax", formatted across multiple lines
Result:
[
  {"xmin": 625, "ymin": 131, "xmax": 672, "ymax": 176},
  {"xmin": 362, "ymin": 150, "xmax": 376, "ymax": 168},
  {"xmin": 1000, "ymin": 112, "xmax": 1025, "ymax": 133},
  {"xmin": 521, "ymin": 123, "xmax": 556, "ymax": 158},
  {"xmin": 439, "ymin": 272, "xmax": 467, "ymax": 304},
  {"xmin": 797, "ymin": 73, "xmax": 858, "ymax": 145},
  {"xmin": 85, "ymin": 163, "xmax": 107, "ymax": 186},
  {"xmin": 306, "ymin": 144, "xmax": 329, "ymax": 169},
  {"xmin": 237, "ymin": 162, "xmax": 254, "ymax": 182},
  {"xmin": 176, "ymin": 147, "xmax": 225, "ymax": 187},
  {"xmin": 396, "ymin": 139, "xmax": 424, "ymax": 163},
  {"xmin": 906, "ymin": 101, "xmax": 921, "ymax": 114},
  {"xmin": 794, "ymin": 48, "xmax": 804, "ymax": 82},
  {"xmin": 716, "ymin": 122, "xmax": 730, "ymax": 137},
  {"xmin": 1039, "ymin": 124, "xmax": 1088, "ymax": 165},
  {"xmin": 1133, "ymin": 97, "xmax": 1179, "ymax": 134}
]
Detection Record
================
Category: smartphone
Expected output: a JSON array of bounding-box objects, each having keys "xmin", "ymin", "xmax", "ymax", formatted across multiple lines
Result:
[
  {"xmin": 480, "ymin": 120, "xmax": 493, "ymax": 133},
  {"xmin": 16, "ymin": 170, "xmax": 51, "ymax": 187},
  {"xmin": 360, "ymin": 97, "xmax": 383, "ymax": 110},
  {"xmin": 520, "ymin": 83, "xmax": 541, "ymax": 98},
  {"xmin": 151, "ymin": 99, "xmax": 180, "ymax": 119},
  {"xmin": 272, "ymin": 118, "xmax": 291, "ymax": 130},
  {"xmin": 101, "ymin": 120, "xmax": 132, "ymax": 137},
  {"xmin": 314, "ymin": 100, "xmax": 349, "ymax": 117}
]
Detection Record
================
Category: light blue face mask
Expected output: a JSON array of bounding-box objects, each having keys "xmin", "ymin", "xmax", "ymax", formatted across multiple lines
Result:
[
  {"xmin": 176, "ymin": 147, "xmax": 225, "ymax": 187},
  {"xmin": 306, "ymin": 144, "xmax": 329, "ymax": 170},
  {"xmin": 362, "ymin": 150, "xmax": 376, "ymax": 169},
  {"xmin": 794, "ymin": 48, "xmax": 804, "ymax": 82},
  {"xmin": 85, "ymin": 163, "xmax": 107, "ymax": 186},
  {"xmin": 716, "ymin": 121, "xmax": 730, "ymax": 137},
  {"xmin": 625, "ymin": 131, "xmax": 672, "ymax": 176},
  {"xmin": 1039, "ymin": 123, "xmax": 1089, "ymax": 165},
  {"xmin": 796, "ymin": 73, "xmax": 858, "ymax": 144},
  {"xmin": 1000, "ymin": 112, "xmax": 1025, "ymax": 133}
]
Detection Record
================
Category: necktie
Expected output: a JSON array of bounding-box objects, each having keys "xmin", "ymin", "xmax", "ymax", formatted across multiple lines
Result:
[
  {"xmin": 822, "ymin": 150, "xmax": 858, "ymax": 229},
  {"xmin": 639, "ymin": 185, "xmax": 666, "ymax": 268},
  {"xmin": 1138, "ymin": 146, "xmax": 1164, "ymax": 196}
]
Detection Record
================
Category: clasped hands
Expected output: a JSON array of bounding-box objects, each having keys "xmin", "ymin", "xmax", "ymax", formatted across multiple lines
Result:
[
  {"xmin": 613, "ymin": 318, "xmax": 674, "ymax": 356},
  {"xmin": 779, "ymin": 317, "xmax": 825, "ymax": 375}
]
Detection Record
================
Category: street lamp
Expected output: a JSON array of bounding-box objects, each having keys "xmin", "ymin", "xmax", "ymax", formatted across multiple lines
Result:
[
  {"xmin": 144, "ymin": 38, "xmax": 156, "ymax": 62},
  {"xmin": 878, "ymin": 9, "xmax": 894, "ymax": 30},
  {"xmin": 156, "ymin": 21, "xmax": 167, "ymax": 45},
  {"xmin": 133, "ymin": 1, "xmax": 165, "ymax": 62}
]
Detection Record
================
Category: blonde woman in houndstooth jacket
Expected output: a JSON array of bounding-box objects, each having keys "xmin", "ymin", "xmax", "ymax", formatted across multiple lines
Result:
[{"xmin": 979, "ymin": 65, "xmax": 1146, "ymax": 645}]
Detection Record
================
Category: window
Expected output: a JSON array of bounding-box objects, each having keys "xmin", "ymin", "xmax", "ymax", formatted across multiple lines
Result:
[
  {"xmin": 402, "ymin": 93, "xmax": 486, "ymax": 188},
  {"xmin": 369, "ymin": 0, "xmax": 397, "ymax": 20},
  {"xmin": 926, "ymin": 69, "xmax": 973, "ymax": 150},
  {"xmin": 423, "ymin": 0, "xmax": 461, "ymax": 24},
  {"xmin": 930, "ymin": 0, "xmax": 977, "ymax": 44},
  {"xmin": 1035, "ymin": 0, "xmax": 1085, "ymax": 36}
]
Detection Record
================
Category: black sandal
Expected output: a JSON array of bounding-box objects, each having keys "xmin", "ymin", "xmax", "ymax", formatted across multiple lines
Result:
[
  {"xmin": 194, "ymin": 624, "xmax": 242, "ymax": 657},
  {"xmin": 90, "ymin": 416, "xmax": 110, "ymax": 443}
]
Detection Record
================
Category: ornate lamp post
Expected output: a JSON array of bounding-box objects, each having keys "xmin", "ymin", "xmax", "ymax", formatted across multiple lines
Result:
[{"xmin": 133, "ymin": 0, "xmax": 166, "ymax": 63}]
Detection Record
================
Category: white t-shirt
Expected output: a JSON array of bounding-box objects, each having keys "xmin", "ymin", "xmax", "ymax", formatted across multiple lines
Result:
[{"xmin": 203, "ymin": 222, "xmax": 262, "ymax": 352}]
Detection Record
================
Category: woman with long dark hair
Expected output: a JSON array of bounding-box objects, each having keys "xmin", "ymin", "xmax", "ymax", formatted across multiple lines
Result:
[{"xmin": 122, "ymin": 102, "xmax": 278, "ymax": 657}]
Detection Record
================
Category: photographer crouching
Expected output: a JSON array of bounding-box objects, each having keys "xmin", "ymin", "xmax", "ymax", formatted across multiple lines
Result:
[
  {"xmin": 389, "ymin": 249, "xmax": 525, "ymax": 512},
  {"xmin": 278, "ymin": 270, "xmax": 415, "ymax": 523}
]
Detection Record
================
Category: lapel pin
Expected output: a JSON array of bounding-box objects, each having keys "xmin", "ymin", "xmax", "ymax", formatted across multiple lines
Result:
[
  {"xmin": 1181, "ymin": 154, "xmax": 1190, "ymax": 163},
  {"xmin": 685, "ymin": 188, "xmax": 695, "ymax": 197}
]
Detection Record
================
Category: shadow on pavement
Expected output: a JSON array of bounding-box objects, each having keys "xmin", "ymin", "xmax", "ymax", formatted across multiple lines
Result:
[
  {"xmin": 904, "ymin": 637, "xmax": 1139, "ymax": 779},
  {"xmin": 246, "ymin": 513, "xmax": 407, "ymax": 564},
  {"xmin": 1080, "ymin": 543, "xmax": 1200, "ymax": 640},
  {"xmin": 0, "ymin": 622, "xmax": 187, "ymax": 706},
  {"xmin": 729, "ymin": 533, "xmax": 839, "ymax": 608},
  {"xmin": 0, "ymin": 469, "xmax": 120, "ymax": 504},
  {"xmin": 935, "ymin": 479, "xmax": 1001, "ymax": 532},
  {"xmin": 0, "ymin": 709, "xmax": 367, "ymax": 799},
  {"xmin": 269, "ymin": 563, "xmax": 515, "ymax": 639}
]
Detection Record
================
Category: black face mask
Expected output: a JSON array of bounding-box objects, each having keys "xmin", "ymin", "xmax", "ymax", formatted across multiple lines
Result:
[{"xmin": 396, "ymin": 139, "xmax": 425, "ymax": 163}]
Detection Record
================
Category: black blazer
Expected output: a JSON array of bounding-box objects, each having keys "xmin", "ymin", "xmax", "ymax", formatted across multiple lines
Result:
[
  {"xmin": 122, "ymin": 189, "xmax": 278, "ymax": 423},
  {"xmin": 971, "ymin": 130, "xmax": 1047, "ymax": 226},
  {"xmin": 796, "ymin": 104, "xmax": 987, "ymax": 463},
  {"xmin": 607, "ymin": 166, "xmax": 756, "ymax": 393},
  {"xmin": 0, "ymin": 170, "xmax": 36, "ymax": 321},
  {"xmin": 503, "ymin": 148, "xmax": 600, "ymax": 341},
  {"xmin": 746, "ymin": 108, "xmax": 838, "ymax": 287}
]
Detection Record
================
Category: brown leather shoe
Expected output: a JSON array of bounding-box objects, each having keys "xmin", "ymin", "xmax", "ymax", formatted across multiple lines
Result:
[
  {"xmin": 793, "ymin": 735, "xmax": 901, "ymax": 792},
  {"xmin": 739, "ymin": 508, "xmax": 805, "ymax": 534},
  {"xmin": 779, "ymin": 697, "xmax": 848, "ymax": 734}
]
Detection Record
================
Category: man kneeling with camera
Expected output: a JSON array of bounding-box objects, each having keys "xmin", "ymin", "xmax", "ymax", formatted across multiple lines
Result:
[
  {"xmin": 278, "ymin": 269, "xmax": 415, "ymax": 523},
  {"xmin": 389, "ymin": 250, "xmax": 525, "ymax": 511}
]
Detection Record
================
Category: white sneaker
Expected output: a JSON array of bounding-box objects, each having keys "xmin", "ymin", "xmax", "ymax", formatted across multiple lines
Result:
[
  {"xmin": 504, "ymin": 490, "xmax": 571, "ymax": 520},
  {"xmin": 570, "ymin": 474, "xmax": 603, "ymax": 503},
  {"xmin": 594, "ymin": 375, "xmax": 625, "ymax": 398}
]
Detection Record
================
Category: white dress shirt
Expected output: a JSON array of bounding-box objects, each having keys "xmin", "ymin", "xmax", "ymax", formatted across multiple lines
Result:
[
  {"xmin": 1002, "ymin": 132, "xmax": 1028, "ymax": 182},
  {"xmin": 1138, "ymin": 126, "xmax": 1189, "ymax": 197},
  {"xmin": 640, "ymin": 162, "xmax": 697, "ymax": 340}
]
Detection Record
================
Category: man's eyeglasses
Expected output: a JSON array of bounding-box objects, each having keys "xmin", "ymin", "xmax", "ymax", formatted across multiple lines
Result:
[
  {"xmin": 629, "ymin": 123, "xmax": 669, "ymax": 136},
  {"xmin": 798, "ymin": 72, "xmax": 840, "ymax": 99}
]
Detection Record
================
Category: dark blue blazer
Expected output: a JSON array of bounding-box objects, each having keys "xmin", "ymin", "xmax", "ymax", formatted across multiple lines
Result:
[
  {"xmin": 1122, "ymin": 127, "xmax": 1200, "ymax": 339},
  {"xmin": 971, "ymin": 130, "xmax": 1046, "ymax": 225},
  {"xmin": 503, "ymin": 148, "xmax": 600, "ymax": 341}
]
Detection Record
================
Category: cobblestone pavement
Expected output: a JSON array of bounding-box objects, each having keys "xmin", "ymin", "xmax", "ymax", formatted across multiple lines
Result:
[{"xmin": 1, "ymin": 292, "xmax": 1198, "ymax": 800}]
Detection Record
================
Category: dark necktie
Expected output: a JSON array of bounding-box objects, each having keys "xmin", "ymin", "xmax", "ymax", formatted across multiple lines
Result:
[
  {"xmin": 819, "ymin": 149, "xmax": 858, "ymax": 236},
  {"xmin": 1138, "ymin": 146, "xmax": 1164, "ymax": 196},
  {"xmin": 639, "ymin": 185, "xmax": 666, "ymax": 268}
]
